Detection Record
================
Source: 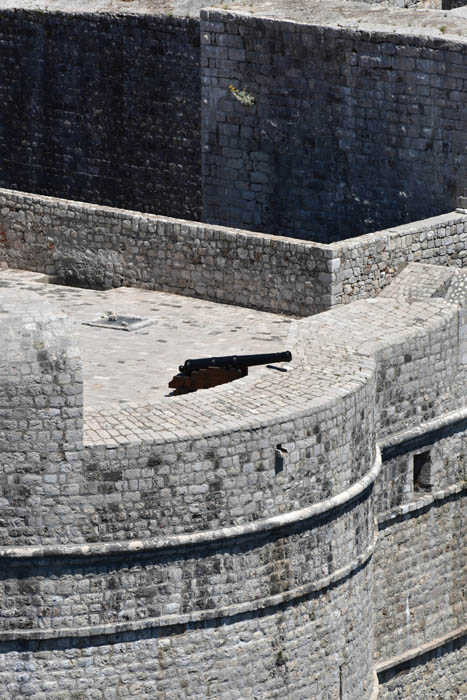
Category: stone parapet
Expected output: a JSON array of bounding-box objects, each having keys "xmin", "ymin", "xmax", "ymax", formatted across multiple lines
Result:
[{"xmin": 1, "ymin": 188, "xmax": 467, "ymax": 318}]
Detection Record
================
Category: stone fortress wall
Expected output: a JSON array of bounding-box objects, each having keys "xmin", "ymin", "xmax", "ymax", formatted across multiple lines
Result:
[
  {"xmin": 0, "ymin": 252, "xmax": 466, "ymax": 699},
  {"xmin": 0, "ymin": 1, "xmax": 466, "ymax": 698},
  {"xmin": 0, "ymin": 9, "xmax": 202, "ymax": 221},
  {"xmin": 357, "ymin": 0, "xmax": 465, "ymax": 10},
  {"xmin": 201, "ymin": 9, "xmax": 467, "ymax": 241},
  {"xmin": 1, "ymin": 187, "xmax": 466, "ymax": 316},
  {"xmin": 1, "ymin": 4, "xmax": 467, "ymax": 245}
]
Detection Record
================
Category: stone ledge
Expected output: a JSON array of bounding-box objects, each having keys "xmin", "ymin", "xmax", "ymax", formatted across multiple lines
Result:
[
  {"xmin": 0, "ymin": 450, "xmax": 381, "ymax": 560},
  {"xmin": 0, "ymin": 531, "xmax": 377, "ymax": 641},
  {"xmin": 379, "ymin": 405, "xmax": 467, "ymax": 453},
  {"xmin": 375, "ymin": 625, "xmax": 467, "ymax": 674},
  {"xmin": 377, "ymin": 482, "xmax": 466, "ymax": 526},
  {"xmin": 370, "ymin": 671, "xmax": 380, "ymax": 700}
]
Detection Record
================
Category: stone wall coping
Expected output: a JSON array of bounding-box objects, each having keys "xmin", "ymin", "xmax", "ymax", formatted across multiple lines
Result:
[
  {"xmin": 332, "ymin": 211, "xmax": 467, "ymax": 252},
  {"xmin": 201, "ymin": 5, "xmax": 467, "ymax": 47},
  {"xmin": 369, "ymin": 672, "xmax": 380, "ymax": 700},
  {"xmin": 377, "ymin": 482, "xmax": 466, "ymax": 526},
  {"xmin": 6, "ymin": 187, "xmax": 465, "ymax": 258},
  {"xmin": 0, "ymin": 449, "xmax": 381, "ymax": 560},
  {"xmin": 0, "ymin": 6, "xmax": 201, "ymax": 21},
  {"xmin": 378, "ymin": 405, "xmax": 467, "ymax": 451}
]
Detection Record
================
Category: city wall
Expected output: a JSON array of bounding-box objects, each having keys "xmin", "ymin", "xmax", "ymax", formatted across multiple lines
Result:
[
  {"xmin": 1, "ymin": 188, "xmax": 467, "ymax": 317},
  {"xmin": 0, "ymin": 270, "xmax": 466, "ymax": 698},
  {"xmin": 0, "ymin": 9, "xmax": 201, "ymax": 221},
  {"xmin": 0, "ymin": 3, "xmax": 466, "ymax": 697},
  {"xmin": 201, "ymin": 10, "xmax": 467, "ymax": 241},
  {"xmin": 1, "ymin": 9, "xmax": 467, "ymax": 245}
]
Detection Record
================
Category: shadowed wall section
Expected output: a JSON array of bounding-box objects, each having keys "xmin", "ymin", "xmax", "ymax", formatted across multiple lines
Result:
[
  {"xmin": 201, "ymin": 10, "xmax": 467, "ymax": 242},
  {"xmin": 0, "ymin": 10, "xmax": 201, "ymax": 220}
]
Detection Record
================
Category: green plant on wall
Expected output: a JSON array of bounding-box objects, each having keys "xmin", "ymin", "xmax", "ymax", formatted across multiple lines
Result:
[{"xmin": 229, "ymin": 84, "xmax": 255, "ymax": 106}]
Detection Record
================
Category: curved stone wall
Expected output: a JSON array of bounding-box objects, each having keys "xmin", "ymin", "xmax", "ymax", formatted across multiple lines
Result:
[
  {"xmin": 0, "ymin": 488, "xmax": 375, "ymax": 636},
  {"xmin": 0, "ymin": 561, "xmax": 374, "ymax": 700}
]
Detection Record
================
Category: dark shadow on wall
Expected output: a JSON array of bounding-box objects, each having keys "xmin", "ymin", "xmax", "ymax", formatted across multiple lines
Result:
[
  {"xmin": 442, "ymin": 0, "xmax": 467, "ymax": 8},
  {"xmin": 377, "ymin": 632, "xmax": 467, "ymax": 687},
  {"xmin": 202, "ymin": 22, "xmax": 463, "ymax": 242},
  {"xmin": 265, "ymin": 150, "xmax": 451, "ymax": 244},
  {"xmin": 0, "ymin": 10, "xmax": 201, "ymax": 220},
  {"xmin": 260, "ymin": 56, "xmax": 458, "ymax": 242}
]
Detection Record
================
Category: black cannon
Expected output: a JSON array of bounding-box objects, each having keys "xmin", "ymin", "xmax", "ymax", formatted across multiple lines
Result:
[{"xmin": 169, "ymin": 351, "xmax": 292, "ymax": 394}]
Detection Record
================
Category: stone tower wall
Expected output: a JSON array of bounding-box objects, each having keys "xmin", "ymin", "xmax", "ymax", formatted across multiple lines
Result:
[
  {"xmin": 0, "ymin": 10, "xmax": 201, "ymax": 221},
  {"xmin": 1, "ymin": 8, "xmax": 467, "ymax": 245},
  {"xmin": 0, "ymin": 4, "xmax": 466, "ymax": 697},
  {"xmin": 0, "ymin": 281, "xmax": 465, "ymax": 698},
  {"xmin": 0, "ymin": 290, "xmax": 83, "ymax": 546},
  {"xmin": 0, "ymin": 288, "xmax": 382, "ymax": 699},
  {"xmin": 201, "ymin": 10, "xmax": 467, "ymax": 242}
]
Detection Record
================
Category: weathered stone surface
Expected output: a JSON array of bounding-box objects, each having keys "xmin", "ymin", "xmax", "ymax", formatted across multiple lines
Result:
[
  {"xmin": 201, "ymin": 9, "xmax": 467, "ymax": 242},
  {"xmin": 0, "ymin": 265, "xmax": 465, "ymax": 698},
  {"xmin": 378, "ymin": 633, "xmax": 467, "ymax": 699},
  {"xmin": 0, "ymin": 2, "xmax": 466, "ymax": 697},
  {"xmin": 0, "ymin": 10, "xmax": 201, "ymax": 221},
  {"xmin": 1, "ymin": 189, "xmax": 467, "ymax": 318}
]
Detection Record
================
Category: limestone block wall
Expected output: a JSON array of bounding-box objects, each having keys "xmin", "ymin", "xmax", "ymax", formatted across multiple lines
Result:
[
  {"xmin": 0, "ymin": 289, "xmax": 83, "ymax": 546},
  {"xmin": 356, "ymin": 0, "xmax": 442, "ymax": 7},
  {"xmin": 373, "ymin": 493, "xmax": 466, "ymax": 663},
  {"xmin": 0, "ymin": 564, "xmax": 374, "ymax": 700},
  {"xmin": 2, "ymin": 188, "xmax": 467, "ymax": 318},
  {"xmin": 376, "ymin": 427, "xmax": 467, "ymax": 512},
  {"xmin": 0, "ymin": 10, "xmax": 201, "ymax": 221},
  {"xmin": 368, "ymin": 266, "xmax": 467, "ymax": 684},
  {"xmin": 1, "ymin": 490, "xmax": 374, "ymax": 633},
  {"xmin": 0, "ymin": 296, "xmax": 378, "ymax": 546},
  {"xmin": 0, "ymin": 288, "xmax": 380, "ymax": 699},
  {"xmin": 374, "ymin": 314, "xmax": 462, "ymax": 437},
  {"xmin": 1, "ymin": 6, "xmax": 467, "ymax": 248},
  {"xmin": 0, "ymin": 273, "xmax": 466, "ymax": 699},
  {"xmin": 201, "ymin": 10, "xmax": 467, "ymax": 242},
  {"xmin": 297, "ymin": 295, "xmax": 466, "ymax": 440},
  {"xmin": 378, "ymin": 633, "xmax": 467, "ymax": 700},
  {"xmin": 332, "ymin": 212, "xmax": 467, "ymax": 305},
  {"xmin": 0, "ymin": 188, "xmax": 334, "ymax": 316}
]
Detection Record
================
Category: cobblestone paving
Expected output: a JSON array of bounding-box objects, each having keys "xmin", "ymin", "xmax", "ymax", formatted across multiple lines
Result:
[{"xmin": 0, "ymin": 269, "xmax": 293, "ymax": 408}]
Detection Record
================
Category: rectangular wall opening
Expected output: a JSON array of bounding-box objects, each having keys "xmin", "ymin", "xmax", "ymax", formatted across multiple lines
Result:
[{"xmin": 413, "ymin": 451, "xmax": 432, "ymax": 492}]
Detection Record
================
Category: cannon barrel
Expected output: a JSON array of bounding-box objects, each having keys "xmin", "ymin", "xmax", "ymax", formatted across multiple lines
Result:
[{"xmin": 180, "ymin": 351, "xmax": 292, "ymax": 376}]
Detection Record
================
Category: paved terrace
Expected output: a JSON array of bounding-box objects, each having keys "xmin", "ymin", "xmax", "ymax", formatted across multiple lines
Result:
[
  {"xmin": 1, "ymin": 0, "xmax": 467, "ymax": 42},
  {"xmin": 0, "ymin": 269, "xmax": 293, "ymax": 409},
  {"xmin": 1, "ymin": 265, "xmax": 465, "ymax": 455}
]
